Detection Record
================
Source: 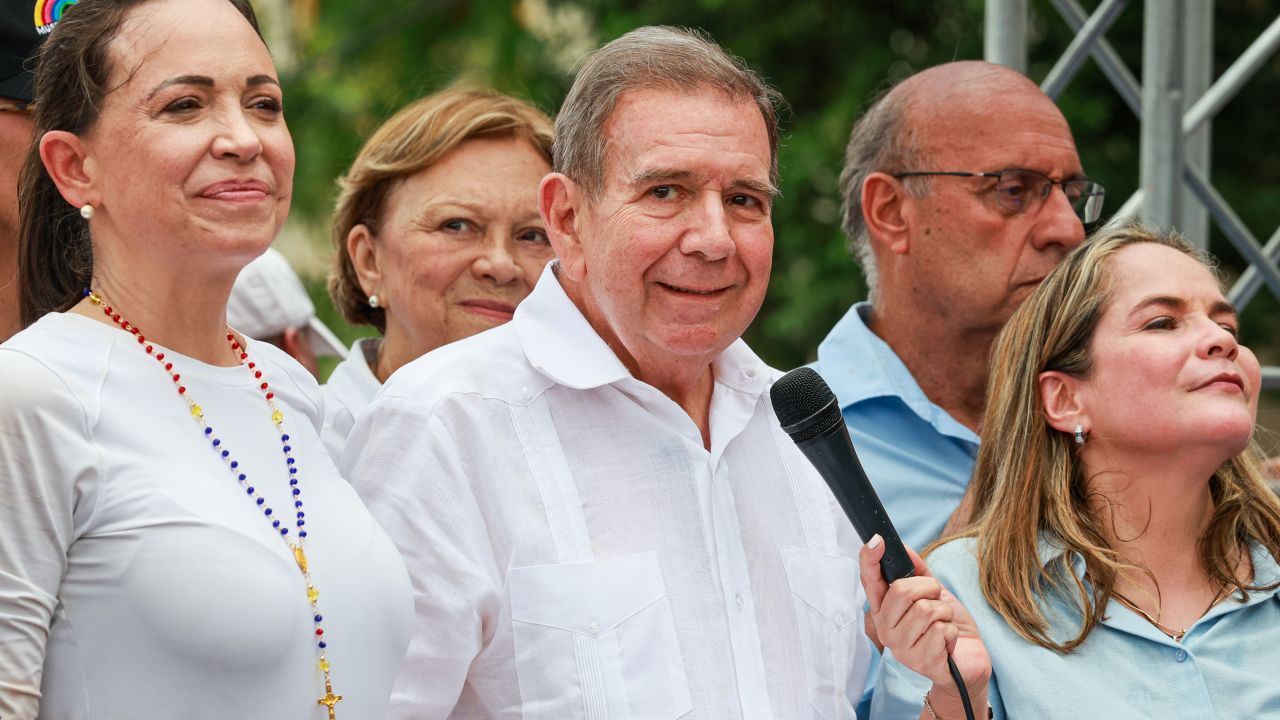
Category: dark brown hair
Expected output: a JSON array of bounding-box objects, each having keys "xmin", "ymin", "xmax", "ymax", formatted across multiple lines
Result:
[{"xmin": 17, "ymin": 0, "xmax": 261, "ymax": 327}]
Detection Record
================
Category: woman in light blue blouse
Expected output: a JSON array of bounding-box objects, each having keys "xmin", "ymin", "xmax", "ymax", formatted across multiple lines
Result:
[{"xmin": 863, "ymin": 220, "xmax": 1280, "ymax": 719}]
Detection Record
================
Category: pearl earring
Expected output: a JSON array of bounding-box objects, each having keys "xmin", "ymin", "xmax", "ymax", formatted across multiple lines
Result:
[
  {"xmin": 1074, "ymin": 424, "xmax": 1087, "ymax": 445},
  {"xmin": 80, "ymin": 204, "xmax": 94, "ymax": 220},
  {"xmin": 368, "ymin": 294, "xmax": 380, "ymax": 309}
]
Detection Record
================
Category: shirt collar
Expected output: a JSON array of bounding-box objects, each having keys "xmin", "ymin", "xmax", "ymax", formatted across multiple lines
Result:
[
  {"xmin": 513, "ymin": 263, "xmax": 640, "ymax": 390},
  {"xmin": 514, "ymin": 263, "xmax": 772, "ymax": 398},
  {"xmin": 325, "ymin": 336, "xmax": 382, "ymax": 407},
  {"xmin": 1035, "ymin": 533, "xmax": 1280, "ymax": 605},
  {"xmin": 814, "ymin": 302, "xmax": 978, "ymax": 444}
]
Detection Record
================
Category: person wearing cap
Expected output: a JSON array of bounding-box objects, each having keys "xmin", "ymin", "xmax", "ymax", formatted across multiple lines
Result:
[
  {"xmin": 227, "ymin": 246, "xmax": 347, "ymax": 379},
  {"xmin": 324, "ymin": 87, "xmax": 555, "ymax": 462},
  {"xmin": 0, "ymin": 2, "xmax": 45, "ymax": 341}
]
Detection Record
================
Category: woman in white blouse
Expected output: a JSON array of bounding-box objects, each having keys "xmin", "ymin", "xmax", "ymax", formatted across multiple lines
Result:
[
  {"xmin": 0, "ymin": 0, "xmax": 411, "ymax": 716},
  {"xmin": 323, "ymin": 87, "xmax": 555, "ymax": 461}
]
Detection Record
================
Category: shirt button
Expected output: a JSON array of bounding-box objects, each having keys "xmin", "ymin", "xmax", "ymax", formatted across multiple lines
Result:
[
  {"xmin": 734, "ymin": 593, "xmax": 745, "ymax": 609},
  {"xmin": 587, "ymin": 621, "xmax": 600, "ymax": 634},
  {"xmin": 1174, "ymin": 649, "xmax": 1187, "ymax": 662},
  {"xmin": 834, "ymin": 614, "xmax": 846, "ymax": 626}
]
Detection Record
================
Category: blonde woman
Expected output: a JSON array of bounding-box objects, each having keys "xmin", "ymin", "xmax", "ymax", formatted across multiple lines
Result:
[
  {"xmin": 862, "ymin": 221, "xmax": 1280, "ymax": 719},
  {"xmin": 324, "ymin": 88, "xmax": 554, "ymax": 461}
]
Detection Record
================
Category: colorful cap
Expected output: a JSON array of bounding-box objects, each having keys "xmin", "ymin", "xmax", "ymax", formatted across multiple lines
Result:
[{"xmin": 0, "ymin": 0, "xmax": 77, "ymax": 102}]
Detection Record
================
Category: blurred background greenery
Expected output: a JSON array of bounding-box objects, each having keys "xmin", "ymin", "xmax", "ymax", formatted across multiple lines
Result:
[{"xmin": 256, "ymin": 0, "xmax": 1280, "ymax": 449}]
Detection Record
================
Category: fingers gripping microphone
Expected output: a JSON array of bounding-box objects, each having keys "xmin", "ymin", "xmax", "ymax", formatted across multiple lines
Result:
[
  {"xmin": 774, "ymin": 368, "xmax": 979, "ymax": 720},
  {"xmin": 770, "ymin": 367, "xmax": 915, "ymax": 583}
]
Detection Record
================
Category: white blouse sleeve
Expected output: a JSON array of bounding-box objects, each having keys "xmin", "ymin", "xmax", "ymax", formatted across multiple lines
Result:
[
  {"xmin": 342, "ymin": 396, "xmax": 502, "ymax": 720},
  {"xmin": 0, "ymin": 350, "xmax": 103, "ymax": 717}
]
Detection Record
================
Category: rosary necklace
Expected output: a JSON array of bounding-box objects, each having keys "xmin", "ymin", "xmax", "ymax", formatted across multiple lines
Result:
[{"xmin": 85, "ymin": 289, "xmax": 343, "ymax": 718}]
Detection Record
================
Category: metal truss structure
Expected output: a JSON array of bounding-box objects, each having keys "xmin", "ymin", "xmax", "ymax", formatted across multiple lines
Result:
[{"xmin": 985, "ymin": 0, "xmax": 1280, "ymax": 389}]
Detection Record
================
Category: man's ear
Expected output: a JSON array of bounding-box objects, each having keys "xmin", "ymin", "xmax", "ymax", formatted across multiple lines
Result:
[
  {"xmin": 861, "ymin": 171, "xmax": 911, "ymax": 256},
  {"xmin": 40, "ymin": 130, "xmax": 97, "ymax": 208},
  {"xmin": 347, "ymin": 223, "xmax": 381, "ymax": 299},
  {"xmin": 540, "ymin": 172, "xmax": 586, "ymax": 281},
  {"xmin": 1039, "ymin": 370, "xmax": 1089, "ymax": 435}
]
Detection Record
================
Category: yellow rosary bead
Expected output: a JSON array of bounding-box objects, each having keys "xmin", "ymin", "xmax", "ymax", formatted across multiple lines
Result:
[
  {"xmin": 319, "ymin": 658, "xmax": 330, "ymax": 673},
  {"xmin": 190, "ymin": 403, "xmax": 203, "ymax": 420},
  {"xmin": 272, "ymin": 409, "xmax": 284, "ymax": 425},
  {"xmin": 308, "ymin": 586, "xmax": 319, "ymax": 603}
]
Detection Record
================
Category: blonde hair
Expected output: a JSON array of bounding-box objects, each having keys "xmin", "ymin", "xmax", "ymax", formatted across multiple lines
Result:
[
  {"xmin": 948, "ymin": 218, "xmax": 1280, "ymax": 652},
  {"xmin": 327, "ymin": 87, "xmax": 554, "ymax": 331}
]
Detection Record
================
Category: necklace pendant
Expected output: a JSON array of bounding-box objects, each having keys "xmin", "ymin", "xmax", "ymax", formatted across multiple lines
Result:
[
  {"xmin": 319, "ymin": 677, "xmax": 343, "ymax": 719},
  {"xmin": 293, "ymin": 545, "xmax": 309, "ymax": 574}
]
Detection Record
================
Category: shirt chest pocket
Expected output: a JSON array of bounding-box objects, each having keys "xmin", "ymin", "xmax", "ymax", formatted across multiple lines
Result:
[
  {"xmin": 507, "ymin": 552, "xmax": 693, "ymax": 720},
  {"xmin": 780, "ymin": 546, "xmax": 867, "ymax": 720}
]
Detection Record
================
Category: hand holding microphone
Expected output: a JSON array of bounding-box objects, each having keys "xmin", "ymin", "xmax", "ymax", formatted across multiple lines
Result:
[{"xmin": 771, "ymin": 368, "xmax": 990, "ymax": 720}]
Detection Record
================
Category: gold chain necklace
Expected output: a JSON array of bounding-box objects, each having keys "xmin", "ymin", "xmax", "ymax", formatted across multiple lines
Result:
[{"xmin": 1111, "ymin": 586, "xmax": 1224, "ymax": 643}]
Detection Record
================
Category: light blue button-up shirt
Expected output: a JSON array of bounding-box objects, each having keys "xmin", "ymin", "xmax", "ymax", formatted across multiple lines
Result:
[
  {"xmin": 873, "ymin": 537, "xmax": 1280, "ymax": 719},
  {"xmin": 810, "ymin": 302, "xmax": 980, "ymax": 552}
]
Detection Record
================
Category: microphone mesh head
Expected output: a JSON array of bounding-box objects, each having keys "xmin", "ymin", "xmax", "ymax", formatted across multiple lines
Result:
[{"xmin": 770, "ymin": 367, "xmax": 843, "ymax": 442}]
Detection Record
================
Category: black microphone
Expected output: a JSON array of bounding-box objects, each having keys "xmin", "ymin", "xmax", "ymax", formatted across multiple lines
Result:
[{"xmin": 770, "ymin": 367, "xmax": 915, "ymax": 582}]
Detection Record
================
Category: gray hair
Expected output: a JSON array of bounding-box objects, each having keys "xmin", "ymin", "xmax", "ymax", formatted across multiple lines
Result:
[
  {"xmin": 837, "ymin": 87, "xmax": 926, "ymax": 300},
  {"xmin": 553, "ymin": 26, "xmax": 782, "ymax": 199}
]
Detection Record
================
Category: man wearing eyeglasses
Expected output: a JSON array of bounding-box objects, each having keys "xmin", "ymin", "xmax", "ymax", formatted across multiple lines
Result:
[
  {"xmin": 810, "ymin": 61, "xmax": 1102, "ymax": 552},
  {"xmin": 0, "ymin": 5, "xmax": 42, "ymax": 342}
]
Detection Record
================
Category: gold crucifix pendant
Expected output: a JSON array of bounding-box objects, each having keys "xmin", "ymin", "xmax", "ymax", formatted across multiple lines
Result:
[{"xmin": 318, "ymin": 677, "xmax": 342, "ymax": 719}]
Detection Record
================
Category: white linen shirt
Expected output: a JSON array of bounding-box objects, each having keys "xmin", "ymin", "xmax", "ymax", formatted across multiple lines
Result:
[
  {"xmin": 320, "ymin": 337, "xmax": 382, "ymax": 462},
  {"xmin": 343, "ymin": 264, "xmax": 871, "ymax": 720}
]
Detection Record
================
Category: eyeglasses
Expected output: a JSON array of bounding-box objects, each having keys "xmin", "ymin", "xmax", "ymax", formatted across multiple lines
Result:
[
  {"xmin": 0, "ymin": 98, "xmax": 33, "ymax": 115},
  {"xmin": 891, "ymin": 168, "xmax": 1106, "ymax": 225}
]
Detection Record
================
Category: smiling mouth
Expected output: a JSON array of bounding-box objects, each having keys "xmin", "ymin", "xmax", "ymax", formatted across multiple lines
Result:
[
  {"xmin": 460, "ymin": 300, "xmax": 517, "ymax": 321},
  {"xmin": 658, "ymin": 282, "xmax": 728, "ymax": 296}
]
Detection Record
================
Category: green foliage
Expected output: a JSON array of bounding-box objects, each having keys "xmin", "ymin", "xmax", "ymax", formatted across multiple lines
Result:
[{"xmin": 281, "ymin": 0, "xmax": 1280, "ymax": 394}]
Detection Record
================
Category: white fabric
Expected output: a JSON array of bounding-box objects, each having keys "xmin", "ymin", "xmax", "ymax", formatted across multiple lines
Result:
[
  {"xmin": 227, "ymin": 247, "xmax": 347, "ymax": 358},
  {"xmin": 320, "ymin": 337, "xmax": 382, "ymax": 462},
  {"xmin": 0, "ymin": 313, "xmax": 412, "ymax": 719},
  {"xmin": 343, "ymin": 264, "xmax": 871, "ymax": 720}
]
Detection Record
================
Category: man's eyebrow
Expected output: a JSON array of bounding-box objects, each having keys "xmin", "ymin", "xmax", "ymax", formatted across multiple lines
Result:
[
  {"xmin": 729, "ymin": 176, "xmax": 780, "ymax": 198},
  {"xmin": 145, "ymin": 74, "xmax": 280, "ymax": 103},
  {"xmin": 630, "ymin": 168, "xmax": 779, "ymax": 197}
]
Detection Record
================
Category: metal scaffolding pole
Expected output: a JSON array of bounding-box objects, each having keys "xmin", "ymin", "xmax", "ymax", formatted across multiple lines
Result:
[
  {"xmin": 985, "ymin": 0, "xmax": 1028, "ymax": 73},
  {"xmin": 1140, "ymin": 0, "xmax": 1187, "ymax": 236},
  {"xmin": 1181, "ymin": 2, "xmax": 1212, "ymax": 247},
  {"xmin": 1050, "ymin": 0, "xmax": 1143, "ymax": 115},
  {"xmin": 1042, "ymin": 0, "xmax": 1130, "ymax": 100},
  {"xmin": 1183, "ymin": 15, "xmax": 1280, "ymax": 136}
]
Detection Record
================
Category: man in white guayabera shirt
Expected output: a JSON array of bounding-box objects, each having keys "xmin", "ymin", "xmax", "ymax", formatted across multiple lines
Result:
[{"xmin": 344, "ymin": 26, "xmax": 871, "ymax": 719}]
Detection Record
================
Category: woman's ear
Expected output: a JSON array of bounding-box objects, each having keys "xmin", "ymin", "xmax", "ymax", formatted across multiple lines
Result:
[
  {"xmin": 540, "ymin": 172, "xmax": 585, "ymax": 281},
  {"xmin": 1039, "ymin": 370, "xmax": 1089, "ymax": 434},
  {"xmin": 39, "ymin": 130, "xmax": 97, "ymax": 207},
  {"xmin": 347, "ymin": 224, "xmax": 381, "ymax": 298}
]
